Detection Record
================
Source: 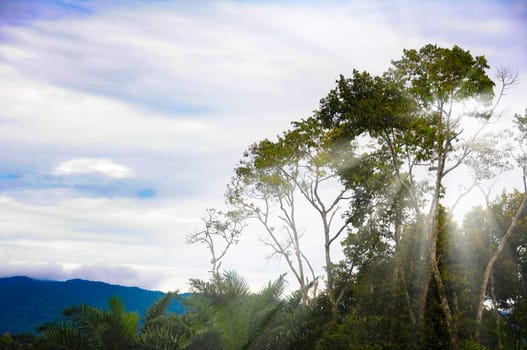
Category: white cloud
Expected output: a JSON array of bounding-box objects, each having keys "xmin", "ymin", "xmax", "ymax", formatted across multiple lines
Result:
[
  {"xmin": 0, "ymin": 64, "xmax": 222, "ymax": 153},
  {"xmin": 54, "ymin": 158, "xmax": 134, "ymax": 179},
  {"xmin": 0, "ymin": 193, "xmax": 290, "ymax": 291},
  {"xmin": 0, "ymin": 261, "xmax": 184, "ymax": 291}
]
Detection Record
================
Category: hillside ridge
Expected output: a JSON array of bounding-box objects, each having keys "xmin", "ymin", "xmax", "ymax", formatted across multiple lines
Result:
[{"xmin": 0, "ymin": 276, "xmax": 186, "ymax": 335}]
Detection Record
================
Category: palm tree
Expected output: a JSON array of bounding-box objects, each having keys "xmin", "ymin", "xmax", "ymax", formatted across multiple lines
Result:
[
  {"xmin": 37, "ymin": 274, "xmax": 322, "ymax": 349},
  {"xmin": 39, "ymin": 297, "xmax": 139, "ymax": 350},
  {"xmin": 135, "ymin": 292, "xmax": 194, "ymax": 350},
  {"xmin": 182, "ymin": 271, "xmax": 317, "ymax": 350},
  {"xmin": 38, "ymin": 320, "xmax": 91, "ymax": 350}
]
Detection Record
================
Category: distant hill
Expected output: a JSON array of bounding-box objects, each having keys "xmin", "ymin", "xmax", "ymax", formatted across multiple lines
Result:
[{"xmin": 0, "ymin": 276, "xmax": 186, "ymax": 335}]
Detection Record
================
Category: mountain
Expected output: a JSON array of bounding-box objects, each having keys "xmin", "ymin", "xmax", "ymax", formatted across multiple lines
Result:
[{"xmin": 0, "ymin": 276, "xmax": 186, "ymax": 335}]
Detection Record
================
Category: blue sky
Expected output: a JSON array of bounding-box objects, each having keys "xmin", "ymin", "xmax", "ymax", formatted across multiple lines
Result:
[{"xmin": 0, "ymin": 0, "xmax": 526, "ymax": 292}]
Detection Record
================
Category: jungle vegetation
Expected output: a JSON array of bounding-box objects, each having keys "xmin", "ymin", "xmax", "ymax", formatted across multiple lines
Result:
[{"xmin": 3, "ymin": 44, "xmax": 526, "ymax": 350}]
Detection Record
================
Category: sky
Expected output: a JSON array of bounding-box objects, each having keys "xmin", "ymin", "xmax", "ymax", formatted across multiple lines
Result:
[{"xmin": 0, "ymin": 0, "xmax": 526, "ymax": 293}]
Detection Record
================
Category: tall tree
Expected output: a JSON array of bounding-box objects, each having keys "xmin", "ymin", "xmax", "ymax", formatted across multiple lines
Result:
[
  {"xmin": 464, "ymin": 190, "xmax": 527, "ymax": 348},
  {"xmin": 388, "ymin": 46, "xmax": 496, "ymax": 349},
  {"xmin": 475, "ymin": 110, "xmax": 527, "ymax": 333},
  {"xmin": 513, "ymin": 109, "xmax": 527, "ymax": 191},
  {"xmin": 317, "ymin": 44, "xmax": 513, "ymax": 348},
  {"xmin": 227, "ymin": 137, "xmax": 317, "ymax": 307},
  {"xmin": 187, "ymin": 209, "xmax": 245, "ymax": 283},
  {"xmin": 227, "ymin": 117, "xmax": 357, "ymax": 312}
]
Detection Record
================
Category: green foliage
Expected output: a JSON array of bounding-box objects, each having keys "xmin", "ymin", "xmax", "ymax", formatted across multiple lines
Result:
[
  {"xmin": 463, "ymin": 191, "xmax": 527, "ymax": 311},
  {"xmin": 39, "ymin": 320, "xmax": 91, "ymax": 350},
  {"xmin": 458, "ymin": 339, "xmax": 489, "ymax": 350},
  {"xmin": 135, "ymin": 292, "xmax": 195, "ymax": 350},
  {"xmin": 183, "ymin": 271, "xmax": 288, "ymax": 350},
  {"xmin": 391, "ymin": 44, "xmax": 494, "ymax": 107},
  {"xmin": 39, "ymin": 297, "xmax": 139, "ymax": 350},
  {"xmin": 0, "ymin": 332, "xmax": 46, "ymax": 350},
  {"xmin": 318, "ymin": 70, "xmax": 416, "ymax": 137},
  {"xmin": 136, "ymin": 314, "xmax": 194, "ymax": 350},
  {"xmin": 142, "ymin": 292, "xmax": 178, "ymax": 328},
  {"xmin": 318, "ymin": 261, "xmax": 416, "ymax": 350}
]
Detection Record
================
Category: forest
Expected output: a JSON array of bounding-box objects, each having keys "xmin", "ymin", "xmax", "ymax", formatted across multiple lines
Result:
[{"xmin": 1, "ymin": 44, "xmax": 526, "ymax": 350}]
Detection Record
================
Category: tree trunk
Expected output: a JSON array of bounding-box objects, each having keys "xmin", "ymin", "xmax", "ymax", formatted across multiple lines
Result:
[
  {"xmin": 433, "ymin": 261, "xmax": 458, "ymax": 349},
  {"xmin": 418, "ymin": 151, "xmax": 458, "ymax": 349},
  {"xmin": 322, "ymin": 213, "xmax": 341, "ymax": 320},
  {"xmin": 325, "ymin": 241, "xmax": 338, "ymax": 319},
  {"xmin": 392, "ymin": 212, "xmax": 416, "ymax": 327},
  {"xmin": 476, "ymin": 193, "xmax": 527, "ymax": 329},
  {"xmin": 490, "ymin": 274, "xmax": 503, "ymax": 349}
]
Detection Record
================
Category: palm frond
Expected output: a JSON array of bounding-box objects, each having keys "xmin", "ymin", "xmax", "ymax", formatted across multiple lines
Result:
[
  {"xmin": 142, "ymin": 291, "xmax": 178, "ymax": 330},
  {"xmin": 39, "ymin": 320, "xmax": 90, "ymax": 350},
  {"xmin": 221, "ymin": 270, "xmax": 249, "ymax": 298},
  {"xmin": 107, "ymin": 296, "xmax": 126, "ymax": 315},
  {"xmin": 63, "ymin": 304, "xmax": 105, "ymax": 349},
  {"xmin": 242, "ymin": 302, "xmax": 283, "ymax": 350},
  {"xmin": 258, "ymin": 273, "xmax": 287, "ymax": 303}
]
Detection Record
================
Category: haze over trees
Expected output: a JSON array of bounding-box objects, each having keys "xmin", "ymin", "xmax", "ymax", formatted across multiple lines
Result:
[{"xmin": 6, "ymin": 44, "xmax": 526, "ymax": 350}]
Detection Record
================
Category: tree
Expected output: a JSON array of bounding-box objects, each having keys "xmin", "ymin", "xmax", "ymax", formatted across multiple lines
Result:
[
  {"xmin": 385, "ymin": 45, "xmax": 498, "ymax": 349},
  {"xmin": 475, "ymin": 192, "xmax": 527, "ymax": 329},
  {"xmin": 462, "ymin": 190, "xmax": 527, "ymax": 348},
  {"xmin": 472, "ymin": 110, "xmax": 527, "ymax": 339},
  {"xmin": 136, "ymin": 292, "xmax": 193, "ymax": 350},
  {"xmin": 227, "ymin": 117, "xmax": 357, "ymax": 312},
  {"xmin": 227, "ymin": 137, "xmax": 316, "ymax": 308},
  {"xmin": 39, "ymin": 297, "xmax": 139, "ymax": 350},
  {"xmin": 513, "ymin": 109, "xmax": 527, "ymax": 192},
  {"xmin": 183, "ymin": 271, "xmax": 294, "ymax": 350},
  {"xmin": 187, "ymin": 209, "xmax": 244, "ymax": 283},
  {"xmin": 316, "ymin": 44, "xmax": 514, "ymax": 349}
]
